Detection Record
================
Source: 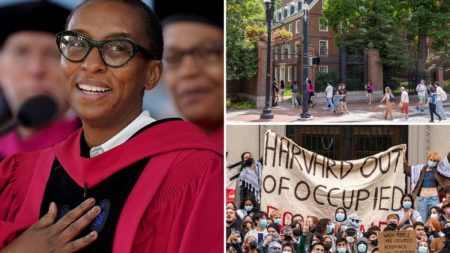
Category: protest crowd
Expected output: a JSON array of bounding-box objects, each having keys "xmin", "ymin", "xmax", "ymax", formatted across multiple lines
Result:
[{"xmin": 226, "ymin": 150, "xmax": 450, "ymax": 253}]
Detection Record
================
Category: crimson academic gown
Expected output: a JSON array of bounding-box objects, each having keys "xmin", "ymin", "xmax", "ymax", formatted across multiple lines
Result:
[{"xmin": 0, "ymin": 120, "xmax": 223, "ymax": 252}]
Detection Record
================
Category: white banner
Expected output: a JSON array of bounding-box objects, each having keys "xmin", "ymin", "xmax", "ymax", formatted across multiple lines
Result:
[{"xmin": 262, "ymin": 130, "xmax": 406, "ymax": 228}]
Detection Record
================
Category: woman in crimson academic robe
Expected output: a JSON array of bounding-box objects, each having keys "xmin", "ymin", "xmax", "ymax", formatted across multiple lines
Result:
[{"xmin": 0, "ymin": 0, "xmax": 223, "ymax": 252}]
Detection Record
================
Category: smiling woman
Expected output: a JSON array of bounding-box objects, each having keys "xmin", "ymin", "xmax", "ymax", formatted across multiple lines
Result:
[{"xmin": 0, "ymin": 1, "xmax": 223, "ymax": 253}]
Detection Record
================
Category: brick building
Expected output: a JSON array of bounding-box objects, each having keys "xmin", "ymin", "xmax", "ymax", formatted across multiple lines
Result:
[{"xmin": 272, "ymin": 0, "xmax": 339, "ymax": 88}]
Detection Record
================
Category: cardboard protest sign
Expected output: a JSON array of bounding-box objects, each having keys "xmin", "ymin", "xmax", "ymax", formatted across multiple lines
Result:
[{"xmin": 378, "ymin": 230, "xmax": 416, "ymax": 253}]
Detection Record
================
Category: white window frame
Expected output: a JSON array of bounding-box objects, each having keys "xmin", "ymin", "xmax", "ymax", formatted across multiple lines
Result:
[
  {"xmin": 288, "ymin": 44, "xmax": 291, "ymax": 59},
  {"xmin": 319, "ymin": 18, "xmax": 328, "ymax": 32},
  {"xmin": 274, "ymin": 47, "xmax": 278, "ymax": 60},
  {"xmin": 287, "ymin": 67, "xmax": 292, "ymax": 82},
  {"xmin": 319, "ymin": 40, "xmax": 328, "ymax": 56},
  {"xmin": 281, "ymin": 45, "xmax": 285, "ymax": 60},
  {"xmin": 289, "ymin": 23, "xmax": 293, "ymax": 33},
  {"xmin": 319, "ymin": 65, "xmax": 329, "ymax": 73},
  {"xmin": 294, "ymin": 45, "xmax": 298, "ymax": 58},
  {"xmin": 296, "ymin": 20, "xmax": 300, "ymax": 34}
]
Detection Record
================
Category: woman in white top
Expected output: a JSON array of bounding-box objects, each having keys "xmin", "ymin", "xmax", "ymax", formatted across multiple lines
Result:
[{"xmin": 396, "ymin": 193, "xmax": 423, "ymax": 229}]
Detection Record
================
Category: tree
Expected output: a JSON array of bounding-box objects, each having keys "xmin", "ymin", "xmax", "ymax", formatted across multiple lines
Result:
[
  {"xmin": 323, "ymin": 0, "xmax": 410, "ymax": 72},
  {"xmin": 403, "ymin": 0, "xmax": 450, "ymax": 77},
  {"xmin": 226, "ymin": 0, "xmax": 265, "ymax": 80},
  {"xmin": 324, "ymin": 0, "xmax": 450, "ymax": 77}
]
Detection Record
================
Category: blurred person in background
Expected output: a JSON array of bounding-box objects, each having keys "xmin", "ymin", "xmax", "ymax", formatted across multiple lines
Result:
[
  {"xmin": 0, "ymin": 1, "xmax": 80, "ymax": 160},
  {"xmin": 158, "ymin": 1, "xmax": 224, "ymax": 147}
]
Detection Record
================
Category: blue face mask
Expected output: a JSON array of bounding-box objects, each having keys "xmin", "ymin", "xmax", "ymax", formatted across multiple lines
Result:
[
  {"xmin": 244, "ymin": 205, "xmax": 253, "ymax": 212},
  {"xmin": 274, "ymin": 218, "xmax": 282, "ymax": 225},
  {"xmin": 337, "ymin": 248, "xmax": 347, "ymax": 253},
  {"xmin": 259, "ymin": 219, "xmax": 268, "ymax": 228},
  {"xmin": 357, "ymin": 244, "xmax": 367, "ymax": 253},
  {"xmin": 428, "ymin": 160, "xmax": 437, "ymax": 168},
  {"xmin": 418, "ymin": 246, "xmax": 428, "ymax": 253},
  {"xmin": 327, "ymin": 224, "xmax": 334, "ymax": 234},
  {"xmin": 336, "ymin": 213, "xmax": 345, "ymax": 222},
  {"xmin": 403, "ymin": 201, "xmax": 412, "ymax": 209}
]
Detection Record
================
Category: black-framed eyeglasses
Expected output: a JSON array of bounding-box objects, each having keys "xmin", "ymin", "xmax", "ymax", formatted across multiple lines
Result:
[
  {"xmin": 56, "ymin": 31, "xmax": 158, "ymax": 68},
  {"xmin": 163, "ymin": 45, "xmax": 223, "ymax": 69}
]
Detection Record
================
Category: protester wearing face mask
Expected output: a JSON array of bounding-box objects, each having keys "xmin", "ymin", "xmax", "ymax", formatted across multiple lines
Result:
[
  {"xmin": 345, "ymin": 228, "xmax": 358, "ymax": 252},
  {"xmin": 404, "ymin": 149, "xmax": 450, "ymax": 221},
  {"xmin": 335, "ymin": 237, "xmax": 349, "ymax": 253},
  {"xmin": 430, "ymin": 221, "xmax": 450, "ymax": 252},
  {"xmin": 356, "ymin": 237, "xmax": 368, "ymax": 253},
  {"xmin": 397, "ymin": 193, "xmax": 423, "ymax": 229},
  {"xmin": 334, "ymin": 207, "xmax": 348, "ymax": 236},
  {"xmin": 429, "ymin": 206, "xmax": 444, "ymax": 226},
  {"xmin": 366, "ymin": 231, "xmax": 378, "ymax": 252},
  {"xmin": 245, "ymin": 211, "xmax": 269, "ymax": 248},
  {"xmin": 270, "ymin": 209, "xmax": 283, "ymax": 228},
  {"xmin": 418, "ymin": 240, "xmax": 429, "ymax": 253},
  {"xmin": 237, "ymin": 198, "xmax": 259, "ymax": 219},
  {"xmin": 322, "ymin": 235, "xmax": 334, "ymax": 252},
  {"xmin": 385, "ymin": 213, "xmax": 400, "ymax": 230},
  {"xmin": 238, "ymin": 152, "xmax": 263, "ymax": 207}
]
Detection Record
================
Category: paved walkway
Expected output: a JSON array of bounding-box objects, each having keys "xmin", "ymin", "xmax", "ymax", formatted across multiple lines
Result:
[{"xmin": 227, "ymin": 96, "xmax": 450, "ymax": 124}]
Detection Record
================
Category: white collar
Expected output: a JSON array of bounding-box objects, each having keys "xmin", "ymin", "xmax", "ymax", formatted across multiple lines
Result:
[{"xmin": 89, "ymin": 110, "xmax": 155, "ymax": 158}]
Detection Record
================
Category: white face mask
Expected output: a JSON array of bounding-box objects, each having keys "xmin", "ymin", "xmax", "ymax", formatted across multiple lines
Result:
[{"xmin": 430, "ymin": 213, "xmax": 439, "ymax": 219}]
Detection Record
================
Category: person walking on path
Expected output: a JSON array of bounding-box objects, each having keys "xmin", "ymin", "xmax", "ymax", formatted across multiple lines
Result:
[
  {"xmin": 323, "ymin": 82, "xmax": 335, "ymax": 111},
  {"xmin": 380, "ymin": 86, "xmax": 395, "ymax": 120},
  {"xmin": 436, "ymin": 82, "xmax": 447, "ymax": 120},
  {"xmin": 272, "ymin": 79, "xmax": 279, "ymax": 106},
  {"xmin": 367, "ymin": 80, "xmax": 374, "ymax": 104},
  {"xmin": 340, "ymin": 83, "xmax": 349, "ymax": 114},
  {"xmin": 291, "ymin": 81, "xmax": 299, "ymax": 107},
  {"xmin": 416, "ymin": 79, "xmax": 427, "ymax": 112},
  {"xmin": 399, "ymin": 87, "xmax": 409, "ymax": 120},
  {"xmin": 428, "ymin": 83, "xmax": 442, "ymax": 123},
  {"xmin": 307, "ymin": 79, "xmax": 315, "ymax": 107},
  {"xmin": 279, "ymin": 80, "xmax": 285, "ymax": 102}
]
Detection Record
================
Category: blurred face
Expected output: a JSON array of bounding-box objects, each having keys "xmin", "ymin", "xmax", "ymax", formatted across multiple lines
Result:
[
  {"xmin": 163, "ymin": 22, "xmax": 223, "ymax": 134},
  {"xmin": 243, "ymin": 153, "xmax": 252, "ymax": 161},
  {"xmin": 369, "ymin": 234, "xmax": 377, "ymax": 241},
  {"xmin": 268, "ymin": 227, "xmax": 277, "ymax": 235},
  {"xmin": 283, "ymin": 246, "xmax": 293, "ymax": 252},
  {"xmin": 415, "ymin": 225, "xmax": 425, "ymax": 239},
  {"xmin": 0, "ymin": 31, "xmax": 67, "ymax": 114},
  {"xmin": 337, "ymin": 241, "xmax": 347, "ymax": 249},
  {"xmin": 387, "ymin": 217, "xmax": 398, "ymax": 225},
  {"xmin": 61, "ymin": 1, "xmax": 161, "ymax": 130},
  {"xmin": 226, "ymin": 208, "xmax": 236, "ymax": 223},
  {"xmin": 312, "ymin": 245, "xmax": 325, "ymax": 252}
]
